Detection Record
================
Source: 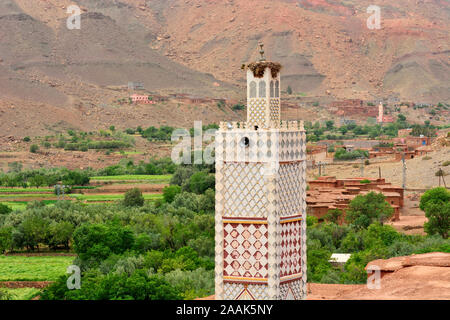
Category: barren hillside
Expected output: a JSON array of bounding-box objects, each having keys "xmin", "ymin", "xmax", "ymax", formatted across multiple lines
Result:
[
  {"xmin": 320, "ymin": 146, "xmax": 450, "ymax": 189},
  {"xmin": 0, "ymin": 0, "xmax": 449, "ymax": 137}
]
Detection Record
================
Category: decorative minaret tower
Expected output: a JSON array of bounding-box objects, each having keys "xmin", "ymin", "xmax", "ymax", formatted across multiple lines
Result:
[
  {"xmin": 377, "ymin": 101, "xmax": 384, "ymax": 123},
  {"xmin": 214, "ymin": 45, "xmax": 307, "ymax": 300}
]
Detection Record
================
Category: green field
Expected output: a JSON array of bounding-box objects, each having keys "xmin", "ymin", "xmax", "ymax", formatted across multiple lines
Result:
[
  {"xmin": 0, "ymin": 188, "xmax": 53, "ymax": 193},
  {"xmin": 0, "ymin": 201, "xmax": 28, "ymax": 211},
  {"xmin": 113, "ymin": 151, "xmax": 144, "ymax": 155},
  {"xmin": 70, "ymin": 193, "xmax": 163, "ymax": 202},
  {"xmin": 0, "ymin": 193, "xmax": 56, "ymax": 199},
  {"xmin": 2, "ymin": 288, "xmax": 40, "ymax": 300},
  {"xmin": 0, "ymin": 256, "xmax": 74, "ymax": 281},
  {"xmin": 90, "ymin": 174, "xmax": 171, "ymax": 183}
]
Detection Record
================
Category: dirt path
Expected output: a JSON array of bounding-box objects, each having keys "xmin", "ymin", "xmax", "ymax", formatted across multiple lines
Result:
[
  {"xmin": 0, "ymin": 281, "xmax": 51, "ymax": 289},
  {"xmin": 5, "ymin": 252, "xmax": 76, "ymax": 257}
]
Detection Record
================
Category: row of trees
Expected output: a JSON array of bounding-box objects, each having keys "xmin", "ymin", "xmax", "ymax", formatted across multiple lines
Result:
[
  {"xmin": 0, "ymin": 169, "xmax": 90, "ymax": 188},
  {"xmin": 305, "ymin": 117, "xmax": 440, "ymax": 142}
]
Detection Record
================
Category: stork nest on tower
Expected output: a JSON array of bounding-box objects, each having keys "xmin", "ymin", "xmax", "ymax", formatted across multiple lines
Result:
[{"xmin": 245, "ymin": 61, "xmax": 282, "ymax": 78}]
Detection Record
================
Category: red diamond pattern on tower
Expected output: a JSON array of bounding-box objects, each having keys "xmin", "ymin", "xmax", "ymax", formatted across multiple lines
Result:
[
  {"xmin": 280, "ymin": 219, "xmax": 302, "ymax": 278},
  {"xmin": 223, "ymin": 222, "xmax": 268, "ymax": 280}
]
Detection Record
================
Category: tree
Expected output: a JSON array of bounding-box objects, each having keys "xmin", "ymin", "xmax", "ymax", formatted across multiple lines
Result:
[
  {"xmin": 287, "ymin": 86, "xmax": 293, "ymax": 95},
  {"xmin": 62, "ymin": 171, "xmax": 90, "ymax": 186},
  {"xmin": 325, "ymin": 120, "xmax": 334, "ymax": 130},
  {"xmin": 420, "ymin": 187, "xmax": 450, "ymax": 239},
  {"xmin": 346, "ymin": 192, "xmax": 394, "ymax": 229},
  {"xmin": 73, "ymin": 223, "xmax": 135, "ymax": 265},
  {"xmin": 324, "ymin": 209, "xmax": 343, "ymax": 224},
  {"xmin": 162, "ymin": 185, "xmax": 182, "ymax": 203},
  {"xmin": 18, "ymin": 216, "xmax": 50, "ymax": 251},
  {"xmin": 339, "ymin": 126, "xmax": 348, "ymax": 135},
  {"xmin": 46, "ymin": 221, "xmax": 74, "ymax": 250},
  {"xmin": 123, "ymin": 188, "xmax": 144, "ymax": 207},
  {"xmin": 397, "ymin": 114, "xmax": 406, "ymax": 121},
  {"xmin": 0, "ymin": 227, "xmax": 13, "ymax": 254}
]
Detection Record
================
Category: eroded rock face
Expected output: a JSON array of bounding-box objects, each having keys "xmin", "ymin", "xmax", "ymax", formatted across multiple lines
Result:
[{"xmin": 366, "ymin": 252, "xmax": 450, "ymax": 272}]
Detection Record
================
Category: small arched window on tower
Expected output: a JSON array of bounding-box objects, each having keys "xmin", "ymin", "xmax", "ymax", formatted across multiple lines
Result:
[
  {"xmin": 259, "ymin": 80, "xmax": 266, "ymax": 98},
  {"xmin": 275, "ymin": 80, "xmax": 280, "ymax": 98},
  {"xmin": 249, "ymin": 81, "xmax": 257, "ymax": 98},
  {"xmin": 270, "ymin": 81, "xmax": 274, "ymax": 98}
]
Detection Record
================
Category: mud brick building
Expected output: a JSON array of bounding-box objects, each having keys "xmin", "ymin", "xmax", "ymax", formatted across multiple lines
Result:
[
  {"xmin": 330, "ymin": 99, "xmax": 378, "ymax": 118},
  {"xmin": 130, "ymin": 94, "xmax": 155, "ymax": 104},
  {"xmin": 307, "ymin": 176, "xmax": 403, "ymax": 222}
]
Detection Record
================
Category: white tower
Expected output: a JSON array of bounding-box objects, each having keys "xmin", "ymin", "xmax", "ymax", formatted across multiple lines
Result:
[
  {"xmin": 214, "ymin": 45, "xmax": 307, "ymax": 300},
  {"xmin": 377, "ymin": 101, "xmax": 384, "ymax": 123},
  {"xmin": 246, "ymin": 44, "xmax": 281, "ymax": 128}
]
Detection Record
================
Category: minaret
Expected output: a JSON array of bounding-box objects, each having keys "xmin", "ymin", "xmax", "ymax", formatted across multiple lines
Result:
[
  {"xmin": 215, "ymin": 45, "xmax": 307, "ymax": 300},
  {"xmin": 246, "ymin": 43, "xmax": 281, "ymax": 128},
  {"xmin": 378, "ymin": 101, "xmax": 384, "ymax": 123}
]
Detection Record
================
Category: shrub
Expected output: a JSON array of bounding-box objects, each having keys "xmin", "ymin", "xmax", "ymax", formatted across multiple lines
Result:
[
  {"xmin": 334, "ymin": 148, "xmax": 368, "ymax": 160},
  {"xmin": 165, "ymin": 268, "xmax": 214, "ymax": 300},
  {"xmin": 443, "ymin": 161, "xmax": 450, "ymax": 167},
  {"xmin": 232, "ymin": 104, "xmax": 245, "ymax": 111},
  {"xmin": 187, "ymin": 171, "xmax": 215, "ymax": 194},
  {"xmin": 162, "ymin": 185, "xmax": 182, "ymax": 203},
  {"xmin": 0, "ymin": 289, "xmax": 13, "ymax": 300},
  {"xmin": 41, "ymin": 270, "xmax": 181, "ymax": 300},
  {"xmin": 286, "ymin": 86, "xmax": 293, "ymax": 95},
  {"xmin": 23, "ymin": 136, "xmax": 31, "ymax": 142},
  {"xmin": 30, "ymin": 144, "xmax": 39, "ymax": 153},
  {"xmin": 0, "ymin": 203, "xmax": 12, "ymax": 215},
  {"xmin": 324, "ymin": 209, "xmax": 343, "ymax": 224},
  {"xmin": 123, "ymin": 188, "xmax": 144, "ymax": 207}
]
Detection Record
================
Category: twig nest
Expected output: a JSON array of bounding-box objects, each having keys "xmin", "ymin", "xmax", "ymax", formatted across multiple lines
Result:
[{"xmin": 247, "ymin": 61, "xmax": 282, "ymax": 78}]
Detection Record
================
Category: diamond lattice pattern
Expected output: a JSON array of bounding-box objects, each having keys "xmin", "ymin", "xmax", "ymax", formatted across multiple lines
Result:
[
  {"xmin": 248, "ymin": 98, "xmax": 266, "ymax": 124},
  {"xmin": 223, "ymin": 223, "xmax": 269, "ymax": 279},
  {"xmin": 280, "ymin": 220, "xmax": 302, "ymax": 278},
  {"xmin": 277, "ymin": 162, "xmax": 304, "ymax": 217},
  {"xmin": 223, "ymin": 163, "xmax": 268, "ymax": 217}
]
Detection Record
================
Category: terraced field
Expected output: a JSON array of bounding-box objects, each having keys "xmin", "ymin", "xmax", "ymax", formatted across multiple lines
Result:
[
  {"xmin": 90, "ymin": 174, "xmax": 172, "ymax": 183},
  {"xmin": 2, "ymin": 288, "xmax": 41, "ymax": 300},
  {"xmin": 70, "ymin": 193, "xmax": 163, "ymax": 203},
  {"xmin": 0, "ymin": 174, "xmax": 171, "ymax": 209},
  {"xmin": 0, "ymin": 256, "xmax": 74, "ymax": 282}
]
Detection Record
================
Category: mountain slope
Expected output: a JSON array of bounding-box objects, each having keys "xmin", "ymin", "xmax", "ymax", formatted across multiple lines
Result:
[{"xmin": 0, "ymin": 0, "xmax": 448, "ymax": 137}]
